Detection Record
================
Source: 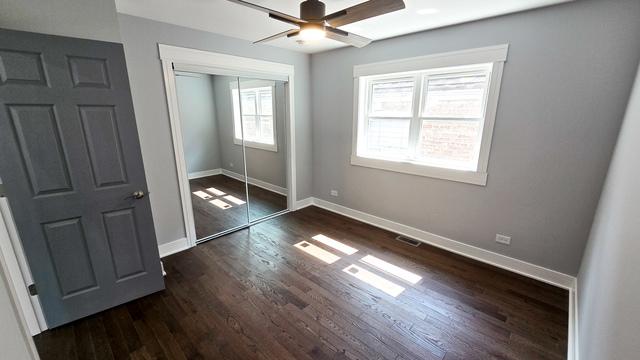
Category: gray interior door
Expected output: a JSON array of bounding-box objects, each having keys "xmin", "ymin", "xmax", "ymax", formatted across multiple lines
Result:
[{"xmin": 0, "ymin": 28, "xmax": 164, "ymax": 328}]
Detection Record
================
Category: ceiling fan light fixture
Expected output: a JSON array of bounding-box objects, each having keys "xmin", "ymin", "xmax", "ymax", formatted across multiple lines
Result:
[
  {"xmin": 299, "ymin": 23, "xmax": 326, "ymax": 41},
  {"xmin": 228, "ymin": 0, "xmax": 406, "ymax": 48}
]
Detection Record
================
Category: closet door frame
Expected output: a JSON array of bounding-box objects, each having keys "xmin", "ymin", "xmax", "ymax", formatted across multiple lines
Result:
[{"xmin": 159, "ymin": 44, "xmax": 297, "ymax": 249}]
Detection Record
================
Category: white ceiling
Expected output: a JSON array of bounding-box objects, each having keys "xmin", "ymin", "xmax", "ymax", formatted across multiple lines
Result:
[{"xmin": 115, "ymin": 0, "xmax": 573, "ymax": 53}]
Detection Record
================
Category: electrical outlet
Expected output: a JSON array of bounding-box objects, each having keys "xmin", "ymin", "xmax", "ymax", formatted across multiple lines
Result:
[
  {"xmin": 330, "ymin": 189, "xmax": 339, "ymax": 197},
  {"xmin": 229, "ymin": 162, "xmax": 234, "ymax": 168},
  {"xmin": 495, "ymin": 234, "xmax": 511, "ymax": 245}
]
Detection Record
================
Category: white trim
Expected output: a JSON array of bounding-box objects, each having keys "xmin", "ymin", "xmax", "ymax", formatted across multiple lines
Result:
[
  {"xmin": 350, "ymin": 156, "xmax": 488, "ymax": 185},
  {"xmin": 159, "ymin": 45, "xmax": 293, "ymax": 78},
  {"xmin": 174, "ymin": 71, "xmax": 211, "ymax": 79},
  {"xmin": 158, "ymin": 237, "xmax": 192, "ymax": 258},
  {"xmin": 233, "ymin": 139, "xmax": 278, "ymax": 152},
  {"xmin": 353, "ymin": 44, "xmax": 509, "ymax": 77},
  {"xmin": 159, "ymin": 44, "xmax": 297, "ymax": 248},
  {"xmin": 303, "ymin": 197, "xmax": 576, "ymax": 290},
  {"xmin": 221, "ymin": 169, "xmax": 287, "ymax": 196},
  {"xmin": 568, "ymin": 278, "xmax": 579, "ymax": 360},
  {"xmin": 295, "ymin": 197, "xmax": 315, "ymax": 210},
  {"xmin": 0, "ymin": 223, "xmax": 41, "ymax": 359},
  {"xmin": 187, "ymin": 168, "xmax": 222, "ymax": 180},
  {"xmin": 351, "ymin": 45, "xmax": 508, "ymax": 186},
  {"xmin": 0, "ymin": 198, "xmax": 47, "ymax": 335}
]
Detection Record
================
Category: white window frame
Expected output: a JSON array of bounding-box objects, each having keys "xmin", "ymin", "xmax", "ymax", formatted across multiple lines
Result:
[
  {"xmin": 230, "ymin": 79, "xmax": 278, "ymax": 152},
  {"xmin": 351, "ymin": 44, "xmax": 508, "ymax": 186}
]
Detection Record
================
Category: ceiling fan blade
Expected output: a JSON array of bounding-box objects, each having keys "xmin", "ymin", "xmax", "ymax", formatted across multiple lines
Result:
[
  {"xmin": 324, "ymin": 0, "xmax": 405, "ymax": 27},
  {"xmin": 225, "ymin": 0, "xmax": 306, "ymax": 26},
  {"xmin": 254, "ymin": 29, "xmax": 300, "ymax": 44},
  {"xmin": 325, "ymin": 26, "xmax": 372, "ymax": 48}
]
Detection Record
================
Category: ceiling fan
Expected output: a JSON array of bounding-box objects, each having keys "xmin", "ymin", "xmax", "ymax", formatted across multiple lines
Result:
[{"xmin": 226, "ymin": 0, "xmax": 406, "ymax": 48}]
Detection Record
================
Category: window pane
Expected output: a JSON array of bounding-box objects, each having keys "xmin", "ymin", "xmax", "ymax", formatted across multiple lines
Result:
[
  {"xmin": 259, "ymin": 89, "xmax": 273, "ymax": 115},
  {"xmin": 417, "ymin": 119, "xmax": 481, "ymax": 170},
  {"xmin": 242, "ymin": 115, "xmax": 258, "ymax": 141},
  {"xmin": 370, "ymin": 79, "xmax": 414, "ymax": 117},
  {"xmin": 423, "ymin": 73, "xmax": 488, "ymax": 118},
  {"xmin": 241, "ymin": 91, "xmax": 257, "ymax": 115},
  {"xmin": 365, "ymin": 117, "xmax": 411, "ymax": 158},
  {"xmin": 259, "ymin": 116, "xmax": 274, "ymax": 144}
]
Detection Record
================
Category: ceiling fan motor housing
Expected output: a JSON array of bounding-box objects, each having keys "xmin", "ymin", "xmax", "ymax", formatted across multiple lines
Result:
[{"xmin": 300, "ymin": 0, "xmax": 326, "ymax": 21}]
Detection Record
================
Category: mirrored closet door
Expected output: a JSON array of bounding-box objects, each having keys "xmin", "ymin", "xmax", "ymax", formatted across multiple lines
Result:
[
  {"xmin": 237, "ymin": 77, "xmax": 288, "ymax": 222},
  {"xmin": 175, "ymin": 71, "xmax": 289, "ymax": 242}
]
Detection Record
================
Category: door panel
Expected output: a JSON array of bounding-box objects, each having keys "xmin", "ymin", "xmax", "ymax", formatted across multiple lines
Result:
[
  {"xmin": 0, "ymin": 28, "xmax": 164, "ymax": 327},
  {"xmin": 0, "ymin": 49, "xmax": 48, "ymax": 86},
  {"xmin": 43, "ymin": 218, "xmax": 98, "ymax": 298},
  {"xmin": 7, "ymin": 104, "xmax": 74, "ymax": 195},
  {"xmin": 79, "ymin": 105, "xmax": 129, "ymax": 188},
  {"xmin": 102, "ymin": 208, "xmax": 146, "ymax": 281},
  {"xmin": 68, "ymin": 56, "xmax": 111, "ymax": 88}
]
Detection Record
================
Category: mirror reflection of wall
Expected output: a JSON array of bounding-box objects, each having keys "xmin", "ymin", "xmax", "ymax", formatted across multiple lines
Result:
[{"xmin": 175, "ymin": 72, "xmax": 288, "ymax": 242}]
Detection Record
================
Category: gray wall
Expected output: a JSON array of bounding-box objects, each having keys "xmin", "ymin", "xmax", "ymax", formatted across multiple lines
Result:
[
  {"xmin": 309, "ymin": 0, "xmax": 640, "ymax": 275},
  {"xmin": 577, "ymin": 63, "xmax": 640, "ymax": 359},
  {"xmin": 0, "ymin": 0, "xmax": 120, "ymax": 42},
  {"xmin": 213, "ymin": 76, "xmax": 288, "ymax": 188},
  {"xmin": 175, "ymin": 73, "xmax": 222, "ymax": 175},
  {"xmin": 118, "ymin": 14, "xmax": 312, "ymax": 246}
]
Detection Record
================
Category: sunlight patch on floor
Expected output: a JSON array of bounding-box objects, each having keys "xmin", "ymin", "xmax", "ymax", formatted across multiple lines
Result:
[
  {"xmin": 210, "ymin": 199, "xmax": 232, "ymax": 209},
  {"xmin": 343, "ymin": 264, "xmax": 405, "ymax": 297},
  {"xmin": 294, "ymin": 241, "xmax": 341, "ymax": 264},
  {"xmin": 360, "ymin": 255, "xmax": 422, "ymax": 284},
  {"xmin": 193, "ymin": 190, "xmax": 212, "ymax": 200},
  {"xmin": 224, "ymin": 195, "xmax": 246, "ymax": 205},
  {"xmin": 206, "ymin": 187, "xmax": 226, "ymax": 196},
  {"xmin": 311, "ymin": 234, "xmax": 358, "ymax": 255}
]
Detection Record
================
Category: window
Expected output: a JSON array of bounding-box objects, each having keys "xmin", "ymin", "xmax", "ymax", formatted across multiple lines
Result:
[
  {"xmin": 231, "ymin": 81, "xmax": 277, "ymax": 151},
  {"xmin": 352, "ymin": 45, "xmax": 508, "ymax": 185}
]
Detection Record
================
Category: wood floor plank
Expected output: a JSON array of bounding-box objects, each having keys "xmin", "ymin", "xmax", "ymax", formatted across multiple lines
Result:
[{"xmin": 35, "ymin": 206, "xmax": 568, "ymax": 360}]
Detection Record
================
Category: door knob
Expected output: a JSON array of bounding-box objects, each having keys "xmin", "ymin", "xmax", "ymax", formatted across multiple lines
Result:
[{"xmin": 132, "ymin": 191, "xmax": 145, "ymax": 199}]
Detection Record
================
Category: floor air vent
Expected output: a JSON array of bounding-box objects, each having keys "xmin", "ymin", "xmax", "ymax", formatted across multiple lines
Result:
[{"xmin": 395, "ymin": 235, "xmax": 421, "ymax": 247}]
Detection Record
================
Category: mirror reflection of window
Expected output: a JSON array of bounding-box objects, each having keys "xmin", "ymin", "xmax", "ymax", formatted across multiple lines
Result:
[{"xmin": 231, "ymin": 82, "xmax": 277, "ymax": 151}]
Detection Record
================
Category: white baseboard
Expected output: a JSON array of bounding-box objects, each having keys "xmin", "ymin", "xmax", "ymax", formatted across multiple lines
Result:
[
  {"xmin": 158, "ymin": 237, "xmax": 192, "ymax": 258},
  {"xmin": 188, "ymin": 168, "xmax": 222, "ymax": 179},
  {"xmin": 304, "ymin": 197, "xmax": 576, "ymax": 290},
  {"xmin": 295, "ymin": 197, "xmax": 315, "ymax": 210},
  {"xmin": 221, "ymin": 169, "xmax": 287, "ymax": 196}
]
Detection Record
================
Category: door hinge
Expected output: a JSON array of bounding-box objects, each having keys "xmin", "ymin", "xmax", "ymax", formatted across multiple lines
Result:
[
  {"xmin": 27, "ymin": 283, "xmax": 37, "ymax": 296},
  {"xmin": 171, "ymin": 62, "xmax": 175, "ymax": 70}
]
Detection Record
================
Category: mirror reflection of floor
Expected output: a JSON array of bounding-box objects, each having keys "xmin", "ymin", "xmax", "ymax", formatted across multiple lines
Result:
[{"xmin": 189, "ymin": 174, "xmax": 287, "ymax": 239}]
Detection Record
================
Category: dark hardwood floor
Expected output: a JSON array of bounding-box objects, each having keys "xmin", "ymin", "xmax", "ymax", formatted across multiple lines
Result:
[
  {"xmin": 34, "ymin": 206, "xmax": 568, "ymax": 360},
  {"xmin": 189, "ymin": 175, "xmax": 287, "ymax": 239}
]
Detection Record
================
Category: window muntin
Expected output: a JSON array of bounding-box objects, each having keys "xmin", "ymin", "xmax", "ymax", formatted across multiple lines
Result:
[
  {"xmin": 232, "ymin": 85, "xmax": 277, "ymax": 151},
  {"xmin": 356, "ymin": 64, "xmax": 493, "ymax": 172}
]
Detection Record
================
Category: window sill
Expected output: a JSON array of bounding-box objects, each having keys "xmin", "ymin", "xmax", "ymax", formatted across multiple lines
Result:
[
  {"xmin": 234, "ymin": 139, "xmax": 278, "ymax": 152},
  {"xmin": 350, "ymin": 155, "xmax": 487, "ymax": 186}
]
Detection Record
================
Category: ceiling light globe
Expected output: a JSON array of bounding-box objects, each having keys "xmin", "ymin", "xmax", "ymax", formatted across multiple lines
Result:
[{"xmin": 299, "ymin": 27, "xmax": 326, "ymax": 41}]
